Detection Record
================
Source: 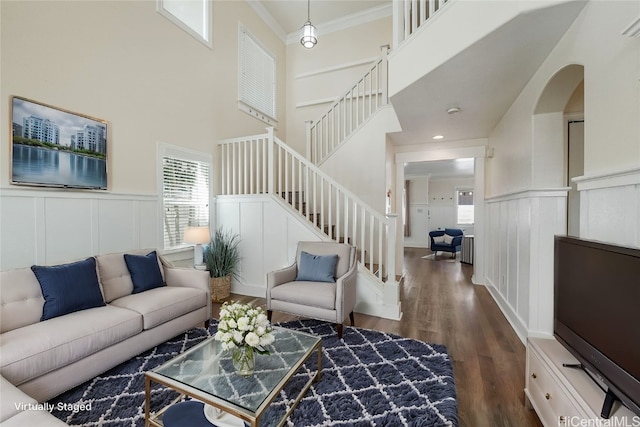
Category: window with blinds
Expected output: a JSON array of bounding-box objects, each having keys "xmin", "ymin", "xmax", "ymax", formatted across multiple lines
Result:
[
  {"xmin": 162, "ymin": 156, "xmax": 210, "ymax": 250},
  {"xmin": 457, "ymin": 190, "xmax": 474, "ymax": 225},
  {"xmin": 238, "ymin": 25, "xmax": 277, "ymax": 126}
]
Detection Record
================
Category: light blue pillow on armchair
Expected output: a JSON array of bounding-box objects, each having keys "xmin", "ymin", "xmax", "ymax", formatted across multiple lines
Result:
[{"xmin": 295, "ymin": 251, "xmax": 338, "ymax": 283}]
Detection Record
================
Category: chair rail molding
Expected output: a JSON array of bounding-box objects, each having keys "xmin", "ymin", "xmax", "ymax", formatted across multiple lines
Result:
[{"xmin": 573, "ymin": 166, "xmax": 640, "ymax": 191}]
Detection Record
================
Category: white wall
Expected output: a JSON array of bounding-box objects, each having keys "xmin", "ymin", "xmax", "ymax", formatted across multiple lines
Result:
[
  {"xmin": 395, "ymin": 143, "xmax": 487, "ymax": 279},
  {"xmin": 404, "ymin": 177, "xmax": 429, "ymax": 248},
  {"xmin": 215, "ymin": 194, "xmax": 402, "ymax": 320},
  {"xmin": 215, "ymin": 195, "xmax": 323, "ymax": 296},
  {"xmin": 486, "ymin": 2, "xmax": 639, "ymax": 196},
  {"xmin": 483, "ymin": 0, "xmax": 640, "ymax": 340},
  {"xmin": 404, "ymin": 176, "xmax": 475, "ymax": 248},
  {"xmin": 485, "ymin": 190, "xmax": 567, "ymax": 341},
  {"xmin": 285, "ymin": 17, "xmax": 392, "ymax": 155},
  {"xmin": 0, "ymin": 189, "xmax": 158, "ymax": 270},
  {"xmin": 319, "ymin": 106, "xmax": 401, "ymax": 213},
  {"xmin": 0, "ymin": 1, "xmax": 287, "ymax": 268}
]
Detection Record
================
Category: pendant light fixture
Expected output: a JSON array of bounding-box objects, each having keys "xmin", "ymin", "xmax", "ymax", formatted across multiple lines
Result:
[{"xmin": 300, "ymin": 0, "xmax": 317, "ymax": 48}]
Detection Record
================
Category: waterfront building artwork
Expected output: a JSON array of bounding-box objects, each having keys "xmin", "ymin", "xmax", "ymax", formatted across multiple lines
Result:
[{"xmin": 11, "ymin": 97, "xmax": 108, "ymax": 189}]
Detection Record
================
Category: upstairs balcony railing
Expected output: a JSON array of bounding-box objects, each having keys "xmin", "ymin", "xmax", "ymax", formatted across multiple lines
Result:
[
  {"xmin": 393, "ymin": 0, "xmax": 451, "ymax": 48},
  {"xmin": 305, "ymin": 0, "xmax": 451, "ymax": 164},
  {"xmin": 219, "ymin": 128, "xmax": 397, "ymax": 283},
  {"xmin": 306, "ymin": 45, "xmax": 389, "ymax": 165}
]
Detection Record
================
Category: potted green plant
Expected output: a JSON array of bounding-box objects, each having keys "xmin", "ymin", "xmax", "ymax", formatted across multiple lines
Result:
[{"xmin": 203, "ymin": 227, "xmax": 240, "ymax": 302}]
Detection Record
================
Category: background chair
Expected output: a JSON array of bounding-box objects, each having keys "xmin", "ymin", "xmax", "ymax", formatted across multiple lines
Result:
[
  {"xmin": 266, "ymin": 241, "xmax": 357, "ymax": 339},
  {"xmin": 429, "ymin": 228, "xmax": 464, "ymax": 257}
]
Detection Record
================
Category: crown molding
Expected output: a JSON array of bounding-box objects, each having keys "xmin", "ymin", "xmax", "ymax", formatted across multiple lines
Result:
[
  {"xmin": 246, "ymin": 0, "xmax": 287, "ymax": 43},
  {"xmin": 285, "ymin": 3, "xmax": 392, "ymax": 45}
]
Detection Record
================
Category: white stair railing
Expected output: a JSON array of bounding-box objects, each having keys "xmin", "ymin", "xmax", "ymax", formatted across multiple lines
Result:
[
  {"xmin": 393, "ymin": 0, "xmax": 452, "ymax": 48},
  {"xmin": 306, "ymin": 45, "xmax": 389, "ymax": 165},
  {"xmin": 219, "ymin": 128, "xmax": 397, "ymax": 283}
]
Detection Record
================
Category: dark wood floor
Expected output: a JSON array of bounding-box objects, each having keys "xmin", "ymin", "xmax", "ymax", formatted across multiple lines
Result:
[{"xmin": 213, "ymin": 247, "xmax": 543, "ymax": 427}]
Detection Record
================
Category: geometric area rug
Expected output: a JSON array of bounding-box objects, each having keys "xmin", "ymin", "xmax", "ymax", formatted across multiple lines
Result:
[{"xmin": 48, "ymin": 319, "xmax": 458, "ymax": 426}]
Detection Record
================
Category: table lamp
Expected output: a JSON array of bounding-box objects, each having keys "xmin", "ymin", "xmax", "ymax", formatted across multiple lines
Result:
[{"xmin": 183, "ymin": 226, "xmax": 210, "ymax": 267}]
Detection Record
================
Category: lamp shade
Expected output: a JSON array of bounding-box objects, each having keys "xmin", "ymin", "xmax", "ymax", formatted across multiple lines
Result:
[
  {"xmin": 183, "ymin": 226, "xmax": 210, "ymax": 244},
  {"xmin": 300, "ymin": 21, "xmax": 317, "ymax": 48}
]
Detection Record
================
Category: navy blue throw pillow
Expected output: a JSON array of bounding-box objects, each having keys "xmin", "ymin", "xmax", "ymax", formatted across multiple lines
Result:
[
  {"xmin": 31, "ymin": 257, "xmax": 105, "ymax": 321},
  {"xmin": 295, "ymin": 251, "xmax": 338, "ymax": 283},
  {"xmin": 124, "ymin": 251, "xmax": 165, "ymax": 294}
]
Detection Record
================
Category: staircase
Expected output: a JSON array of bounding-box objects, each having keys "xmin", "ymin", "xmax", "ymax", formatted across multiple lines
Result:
[
  {"xmin": 215, "ymin": 0, "xmax": 458, "ymax": 317},
  {"xmin": 306, "ymin": 45, "xmax": 390, "ymax": 165},
  {"xmin": 218, "ymin": 128, "xmax": 397, "ymax": 284}
]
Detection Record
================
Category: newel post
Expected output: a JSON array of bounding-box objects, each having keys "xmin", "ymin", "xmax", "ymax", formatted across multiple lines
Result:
[
  {"xmin": 266, "ymin": 127, "xmax": 274, "ymax": 195},
  {"xmin": 385, "ymin": 213, "xmax": 398, "ymax": 283}
]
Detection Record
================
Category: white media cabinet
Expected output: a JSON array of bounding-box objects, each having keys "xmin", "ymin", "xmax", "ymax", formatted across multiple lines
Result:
[{"xmin": 525, "ymin": 338, "xmax": 636, "ymax": 426}]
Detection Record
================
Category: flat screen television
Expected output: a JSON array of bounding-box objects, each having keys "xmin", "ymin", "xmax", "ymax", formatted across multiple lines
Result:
[{"xmin": 554, "ymin": 235, "xmax": 640, "ymax": 418}]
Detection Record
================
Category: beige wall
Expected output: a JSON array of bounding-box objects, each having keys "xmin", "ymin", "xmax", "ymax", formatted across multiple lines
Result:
[
  {"xmin": 408, "ymin": 177, "xmax": 429, "ymax": 204},
  {"xmin": 285, "ymin": 16, "xmax": 392, "ymax": 155},
  {"xmin": 428, "ymin": 178, "xmax": 473, "ymax": 206},
  {"xmin": 318, "ymin": 106, "xmax": 400, "ymax": 212},
  {"xmin": 1, "ymin": 0, "xmax": 287, "ymax": 195},
  {"xmin": 486, "ymin": 0, "xmax": 640, "ymax": 197}
]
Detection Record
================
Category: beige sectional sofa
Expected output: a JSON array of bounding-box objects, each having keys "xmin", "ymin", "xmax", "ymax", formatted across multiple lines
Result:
[{"xmin": 0, "ymin": 249, "xmax": 210, "ymax": 426}]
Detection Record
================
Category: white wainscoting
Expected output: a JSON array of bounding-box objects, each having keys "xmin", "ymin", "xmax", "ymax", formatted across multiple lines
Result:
[
  {"xmin": 485, "ymin": 170, "xmax": 639, "ymax": 343},
  {"xmin": 0, "ymin": 188, "xmax": 159, "ymax": 270},
  {"xmin": 215, "ymin": 194, "xmax": 402, "ymax": 320},
  {"xmin": 485, "ymin": 189, "xmax": 568, "ymax": 343},
  {"xmin": 575, "ymin": 167, "xmax": 640, "ymax": 248},
  {"xmin": 215, "ymin": 194, "xmax": 327, "ymax": 298}
]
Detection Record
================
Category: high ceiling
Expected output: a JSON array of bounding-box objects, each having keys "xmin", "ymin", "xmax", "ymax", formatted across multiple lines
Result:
[
  {"xmin": 255, "ymin": 0, "xmax": 390, "ymax": 35},
  {"xmin": 388, "ymin": 1, "xmax": 587, "ymax": 147},
  {"xmin": 256, "ymin": 0, "xmax": 586, "ymax": 178}
]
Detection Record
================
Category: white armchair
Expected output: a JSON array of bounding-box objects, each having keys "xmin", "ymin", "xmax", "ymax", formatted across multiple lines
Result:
[{"xmin": 266, "ymin": 241, "xmax": 357, "ymax": 339}]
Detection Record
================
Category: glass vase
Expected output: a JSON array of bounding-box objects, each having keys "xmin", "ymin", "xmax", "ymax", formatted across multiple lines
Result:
[{"xmin": 232, "ymin": 345, "xmax": 255, "ymax": 377}]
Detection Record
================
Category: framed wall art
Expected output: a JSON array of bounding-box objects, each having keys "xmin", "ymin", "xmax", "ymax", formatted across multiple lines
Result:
[{"xmin": 10, "ymin": 96, "xmax": 108, "ymax": 190}]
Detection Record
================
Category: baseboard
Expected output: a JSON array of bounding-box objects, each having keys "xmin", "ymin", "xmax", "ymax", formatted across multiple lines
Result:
[
  {"xmin": 355, "ymin": 300, "xmax": 403, "ymax": 321},
  {"xmin": 403, "ymin": 242, "xmax": 429, "ymax": 249},
  {"xmin": 231, "ymin": 282, "xmax": 265, "ymax": 299},
  {"xmin": 483, "ymin": 280, "xmax": 528, "ymax": 345}
]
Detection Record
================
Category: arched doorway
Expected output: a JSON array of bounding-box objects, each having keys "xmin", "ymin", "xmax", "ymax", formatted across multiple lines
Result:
[{"xmin": 533, "ymin": 64, "xmax": 584, "ymax": 235}]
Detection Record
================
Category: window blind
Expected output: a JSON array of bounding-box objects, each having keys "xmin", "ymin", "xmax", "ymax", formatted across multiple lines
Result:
[
  {"xmin": 239, "ymin": 26, "xmax": 276, "ymax": 121},
  {"xmin": 162, "ymin": 156, "xmax": 210, "ymax": 249}
]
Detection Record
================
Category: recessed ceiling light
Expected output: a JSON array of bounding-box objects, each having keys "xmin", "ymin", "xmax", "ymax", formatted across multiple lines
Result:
[
  {"xmin": 433, "ymin": 135, "xmax": 444, "ymax": 140},
  {"xmin": 447, "ymin": 107, "xmax": 460, "ymax": 114}
]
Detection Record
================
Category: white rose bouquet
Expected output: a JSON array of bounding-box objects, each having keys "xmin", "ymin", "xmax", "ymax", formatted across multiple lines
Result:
[{"xmin": 214, "ymin": 301, "xmax": 275, "ymax": 354}]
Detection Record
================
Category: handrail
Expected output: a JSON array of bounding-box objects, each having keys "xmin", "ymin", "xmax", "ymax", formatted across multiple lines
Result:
[
  {"xmin": 306, "ymin": 45, "xmax": 389, "ymax": 165},
  {"xmin": 218, "ymin": 129, "xmax": 396, "ymax": 282}
]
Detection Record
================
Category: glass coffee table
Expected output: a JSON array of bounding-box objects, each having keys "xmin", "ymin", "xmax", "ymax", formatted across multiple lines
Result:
[{"xmin": 144, "ymin": 327, "xmax": 322, "ymax": 427}]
